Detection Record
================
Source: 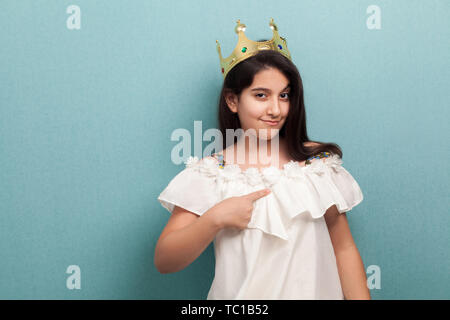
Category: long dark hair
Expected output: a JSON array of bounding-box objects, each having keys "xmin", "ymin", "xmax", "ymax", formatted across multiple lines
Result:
[{"xmin": 217, "ymin": 49, "xmax": 343, "ymax": 161}]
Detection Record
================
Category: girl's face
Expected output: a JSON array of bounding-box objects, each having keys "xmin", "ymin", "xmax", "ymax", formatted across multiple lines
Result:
[{"xmin": 225, "ymin": 67, "xmax": 290, "ymax": 140}]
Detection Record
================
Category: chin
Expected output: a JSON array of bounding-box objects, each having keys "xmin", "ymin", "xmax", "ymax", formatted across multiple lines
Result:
[{"xmin": 256, "ymin": 128, "xmax": 281, "ymax": 141}]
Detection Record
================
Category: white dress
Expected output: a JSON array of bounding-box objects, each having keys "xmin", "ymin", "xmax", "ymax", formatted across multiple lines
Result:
[{"xmin": 157, "ymin": 153, "xmax": 364, "ymax": 300}]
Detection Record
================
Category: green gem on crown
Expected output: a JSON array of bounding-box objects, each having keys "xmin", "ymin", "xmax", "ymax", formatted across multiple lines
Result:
[{"xmin": 241, "ymin": 47, "xmax": 247, "ymax": 53}]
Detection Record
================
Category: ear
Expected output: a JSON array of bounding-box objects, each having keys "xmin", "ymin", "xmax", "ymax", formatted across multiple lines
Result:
[{"xmin": 224, "ymin": 91, "xmax": 238, "ymax": 113}]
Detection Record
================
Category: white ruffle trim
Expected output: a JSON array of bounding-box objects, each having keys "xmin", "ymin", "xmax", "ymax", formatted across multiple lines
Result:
[
  {"xmin": 184, "ymin": 154, "xmax": 344, "ymax": 186},
  {"xmin": 176, "ymin": 154, "xmax": 364, "ymax": 241}
]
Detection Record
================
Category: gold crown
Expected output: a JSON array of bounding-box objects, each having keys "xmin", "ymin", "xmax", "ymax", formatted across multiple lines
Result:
[{"xmin": 216, "ymin": 18, "xmax": 292, "ymax": 79}]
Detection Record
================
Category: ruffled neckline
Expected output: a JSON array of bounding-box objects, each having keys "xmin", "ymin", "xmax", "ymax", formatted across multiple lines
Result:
[
  {"xmin": 184, "ymin": 153, "xmax": 344, "ymax": 187},
  {"xmin": 166, "ymin": 153, "xmax": 363, "ymax": 241}
]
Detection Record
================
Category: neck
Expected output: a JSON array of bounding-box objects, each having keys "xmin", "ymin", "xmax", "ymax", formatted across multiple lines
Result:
[{"xmin": 232, "ymin": 134, "xmax": 284, "ymax": 167}]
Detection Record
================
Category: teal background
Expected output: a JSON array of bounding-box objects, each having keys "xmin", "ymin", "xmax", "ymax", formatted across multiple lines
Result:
[{"xmin": 1, "ymin": 0, "xmax": 449, "ymax": 299}]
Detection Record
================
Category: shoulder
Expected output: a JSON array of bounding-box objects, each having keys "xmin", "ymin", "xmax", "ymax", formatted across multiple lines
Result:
[
  {"xmin": 303, "ymin": 141, "xmax": 321, "ymax": 147},
  {"xmin": 183, "ymin": 155, "xmax": 222, "ymax": 177},
  {"xmin": 185, "ymin": 154, "xmax": 217, "ymax": 167},
  {"xmin": 200, "ymin": 154, "xmax": 221, "ymax": 166},
  {"xmin": 302, "ymin": 142, "xmax": 336, "ymax": 164}
]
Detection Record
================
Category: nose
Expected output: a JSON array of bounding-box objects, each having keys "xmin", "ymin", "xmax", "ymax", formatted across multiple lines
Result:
[{"xmin": 267, "ymin": 97, "xmax": 281, "ymax": 117}]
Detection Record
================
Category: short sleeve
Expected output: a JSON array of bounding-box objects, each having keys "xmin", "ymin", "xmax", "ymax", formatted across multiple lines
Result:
[
  {"xmin": 157, "ymin": 163, "xmax": 220, "ymax": 216},
  {"xmin": 301, "ymin": 154, "xmax": 364, "ymax": 215},
  {"xmin": 326, "ymin": 165, "xmax": 364, "ymax": 213}
]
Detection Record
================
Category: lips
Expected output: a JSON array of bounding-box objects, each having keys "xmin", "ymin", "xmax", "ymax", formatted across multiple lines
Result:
[{"xmin": 261, "ymin": 119, "xmax": 280, "ymax": 126}]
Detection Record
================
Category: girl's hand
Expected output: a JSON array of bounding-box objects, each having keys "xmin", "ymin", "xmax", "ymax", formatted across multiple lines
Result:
[{"xmin": 211, "ymin": 189, "xmax": 271, "ymax": 230}]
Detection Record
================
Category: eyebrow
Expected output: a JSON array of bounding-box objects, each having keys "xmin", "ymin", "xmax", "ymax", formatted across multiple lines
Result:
[{"xmin": 250, "ymin": 84, "xmax": 291, "ymax": 92}]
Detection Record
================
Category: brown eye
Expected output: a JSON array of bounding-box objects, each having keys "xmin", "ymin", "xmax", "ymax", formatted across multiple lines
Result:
[
  {"xmin": 281, "ymin": 93, "xmax": 289, "ymax": 99},
  {"xmin": 255, "ymin": 93, "xmax": 266, "ymax": 98}
]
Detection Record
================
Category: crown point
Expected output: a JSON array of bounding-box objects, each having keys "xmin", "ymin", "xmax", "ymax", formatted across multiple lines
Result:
[
  {"xmin": 235, "ymin": 19, "xmax": 246, "ymax": 34},
  {"xmin": 269, "ymin": 18, "xmax": 278, "ymax": 31}
]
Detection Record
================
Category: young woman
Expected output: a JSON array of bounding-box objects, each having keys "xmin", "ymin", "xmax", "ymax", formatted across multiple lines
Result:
[{"xmin": 155, "ymin": 19, "xmax": 370, "ymax": 300}]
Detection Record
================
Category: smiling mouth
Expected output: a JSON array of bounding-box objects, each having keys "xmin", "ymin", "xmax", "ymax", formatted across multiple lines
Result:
[{"xmin": 261, "ymin": 120, "xmax": 280, "ymax": 125}]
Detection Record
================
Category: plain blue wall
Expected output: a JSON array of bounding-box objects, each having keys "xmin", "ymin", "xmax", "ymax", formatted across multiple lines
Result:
[{"xmin": 0, "ymin": 0, "xmax": 449, "ymax": 299}]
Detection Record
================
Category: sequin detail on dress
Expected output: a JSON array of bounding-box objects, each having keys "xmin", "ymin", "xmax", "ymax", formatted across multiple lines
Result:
[{"xmin": 212, "ymin": 151, "xmax": 331, "ymax": 169}]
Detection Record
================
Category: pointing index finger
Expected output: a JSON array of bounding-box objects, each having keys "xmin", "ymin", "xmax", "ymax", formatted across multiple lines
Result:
[{"xmin": 247, "ymin": 188, "xmax": 271, "ymax": 201}]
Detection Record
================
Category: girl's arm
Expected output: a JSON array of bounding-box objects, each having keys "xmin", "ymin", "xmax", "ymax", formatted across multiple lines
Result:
[
  {"xmin": 155, "ymin": 189, "xmax": 269, "ymax": 274},
  {"xmin": 324, "ymin": 205, "xmax": 371, "ymax": 300},
  {"xmin": 154, "ymin": 205, "xmax": 222, "ymax": 274}
]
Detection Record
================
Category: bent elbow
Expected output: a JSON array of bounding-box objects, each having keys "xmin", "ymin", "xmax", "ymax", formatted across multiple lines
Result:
[
  {"xmin": 154, "ymin": 257, "xmax": 183, "ymax": 274},
  {"xmin": 154, "ymin": 260, "xmax": 165, "ymax": 274},
  {"xmin": 154, "ymin": 251, "xmax": 176, "ymax": 274},
  {"xmin": 154, "ymin": 252, "xmax": 168, "ymax": 274}
]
